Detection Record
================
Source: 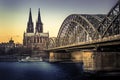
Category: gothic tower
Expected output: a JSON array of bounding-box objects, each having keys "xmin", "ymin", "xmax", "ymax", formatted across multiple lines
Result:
[
  {"xmin": 35, "ymin": 8, "xmax": 43, "ymax": 33},
  {"xmin": 26, "ymin": 8, "xmax": 34, "ymax": 33}
]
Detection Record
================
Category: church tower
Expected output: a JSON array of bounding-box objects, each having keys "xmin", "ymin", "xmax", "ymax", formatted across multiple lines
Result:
[
  {"xmin": 23, "ymin": 8, "xmax": 49, "ymax": 52},
  {"xmin": 26, "ymin": 8, "xmax": 34, "ymax": 33},
  {"xmin": 35, "ymin": 8, "xmax": 43, "ymax": 33}
]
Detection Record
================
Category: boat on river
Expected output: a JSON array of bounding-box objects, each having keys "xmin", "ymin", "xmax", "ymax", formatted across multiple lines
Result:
[{"xmin": 19, "ymin": 56, "xmax": 43, "ymax": 62}]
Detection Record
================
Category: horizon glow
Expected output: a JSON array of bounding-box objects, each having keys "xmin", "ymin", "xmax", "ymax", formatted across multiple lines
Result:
[{"xmin": 0, "ymin": 0, "xmax": 118, "ymax": 43}]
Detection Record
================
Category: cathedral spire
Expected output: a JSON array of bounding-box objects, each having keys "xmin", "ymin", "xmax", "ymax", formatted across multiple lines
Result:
[
  {"xmin": 38, "ymin": 8, "xmax": 42, "ymax": 23},
  {"xmin": 35, "ymin": 8, "xmax": 43, "ymax": 33},
  {"xmin": 29, "ymin": 8, "xmax": 32, "ymax": 23},
  {"xmin": 27, "ymin": 8, "xmax": 34, "ymax": 33}
]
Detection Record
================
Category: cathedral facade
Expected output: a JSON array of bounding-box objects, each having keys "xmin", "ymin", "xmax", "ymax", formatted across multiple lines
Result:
[{"xmin": 23, "ymin": 8, "xmax": 49, "ymax": 51}]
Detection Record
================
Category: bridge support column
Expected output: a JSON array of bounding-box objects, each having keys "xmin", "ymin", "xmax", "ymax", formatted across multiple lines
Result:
[
  {"xmin": 71, "ymin": 51, "xmax": 95, "ymax": 70},
  {"xmin": 49, "ymin": 52, "xmax": 70, "ymax": 62},
  {"xmin": 82, "ymin": 51, "xmax": 95, "ymax": 71},
  {"xmin": 93, "ymin": 52, "xmax": 120, "ymax": 71},
  {"xmin": 71, "ymin": 51, "xmax": 120, "ymax": 71},
  {"xmin": 71, "ymin": 51, "xmax": 83, "ymax": 62}
]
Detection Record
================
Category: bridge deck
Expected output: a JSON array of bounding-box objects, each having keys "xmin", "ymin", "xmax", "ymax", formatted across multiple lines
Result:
[{"xmin": 48, "ymin": 35, "xmax": 120, "ymax": 51}]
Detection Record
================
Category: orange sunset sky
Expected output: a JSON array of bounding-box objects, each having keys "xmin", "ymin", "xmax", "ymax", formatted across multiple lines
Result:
[{"xmin": 0, "ymin": 0, "xmax": 117, "ymax": 44}]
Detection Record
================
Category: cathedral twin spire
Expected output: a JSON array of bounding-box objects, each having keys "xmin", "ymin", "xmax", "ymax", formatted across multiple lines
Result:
[
  {"xmin": 27, "ymin": 8, "xmax": 43, "ymax": 33},
  {"xmin": 29, "ymin": 8, "xmax": 33, "ymax": 23},
  {"xmin": 36, "ymin": 8, "xmax": 43, "ymax": 33},
  {"xmin": 27, "ymin": 8, "xmax": 34, "ymax": 33}
]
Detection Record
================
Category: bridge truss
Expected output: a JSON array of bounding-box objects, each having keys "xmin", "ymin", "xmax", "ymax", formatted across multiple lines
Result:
[{"xmin": 49, "ymin": 0, "xmax": 120, "ymax": 49}]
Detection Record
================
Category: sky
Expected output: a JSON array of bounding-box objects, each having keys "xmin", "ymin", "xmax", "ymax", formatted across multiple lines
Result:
[{"xmin": 0, "ymin": 0, "xmax": 118, "ymax": 43}]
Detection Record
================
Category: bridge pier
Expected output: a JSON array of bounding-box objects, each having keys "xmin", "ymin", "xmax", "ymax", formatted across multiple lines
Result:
[
  {"xmin": 49, "ymin": 50, "xmax": 120, "ymax": 71},
  {"xmin": 49, "ymin": 51, "xmax": 71, "ymax": 62},
  {"xmin": 71, "ymin": 51, "xmax": 83, "ymax": 62},
  {"xmin": 71, "ymin": 51, "xmax": 120, "ymax": 71},
  {"xmin": 71, "ymin": 51, "xmax": 94, "ymax": 70},
  {"xmin": 93, "ymin": 52, "xmax": 120, "ymax": 71}
]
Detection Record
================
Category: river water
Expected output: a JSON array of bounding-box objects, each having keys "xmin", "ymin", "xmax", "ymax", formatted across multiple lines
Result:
[{"xmin": 0, "ymin": 62, "xmax": 84, "ymax": 80}]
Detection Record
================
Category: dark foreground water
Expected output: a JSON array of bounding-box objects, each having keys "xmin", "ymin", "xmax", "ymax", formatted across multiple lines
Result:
[
  {"xmin": 0, "ymin": 62, "xmax": 84, "ymax": 80},
  {"xmin": 0, "ymin": 62, "xmax": 120, "ymax": 80}
]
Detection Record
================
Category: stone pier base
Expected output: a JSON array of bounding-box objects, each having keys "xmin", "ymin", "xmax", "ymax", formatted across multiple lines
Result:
[
  {"xmin": 49, "ymin": 52, "xmax": 70, "ymax": 62},
  {"xmin": 71, "ymin": 51, "xmax": 120, "ymax": 71},
  {"xmin": 49, "ymin": 51, "xmax": 120, "ymax": 71}
]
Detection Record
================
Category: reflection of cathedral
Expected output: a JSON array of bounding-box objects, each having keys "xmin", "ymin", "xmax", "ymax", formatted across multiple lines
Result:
[{"xmin": 23, "ymin": 8, "xmax": 49, "ymax": 51}]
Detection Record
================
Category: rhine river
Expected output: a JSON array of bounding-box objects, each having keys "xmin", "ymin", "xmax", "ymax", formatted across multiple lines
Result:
[
  {"xmin": 0, "ymin": 62, "xmax": 119, "ymax": 80},
  {"xmin": 0, "ymin": 62, "xmax": 84, "ymax": 80}
]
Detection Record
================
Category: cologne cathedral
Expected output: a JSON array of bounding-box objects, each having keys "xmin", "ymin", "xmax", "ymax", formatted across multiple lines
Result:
[{"xmin": 23, "ymin": 8, "xmax": 49, "ymax": 51}]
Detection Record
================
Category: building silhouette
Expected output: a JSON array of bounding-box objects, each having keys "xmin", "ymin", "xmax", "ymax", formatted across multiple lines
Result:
[{"xmin": 23, "ymin": 8, "xmax": 49, "ymax": 51}]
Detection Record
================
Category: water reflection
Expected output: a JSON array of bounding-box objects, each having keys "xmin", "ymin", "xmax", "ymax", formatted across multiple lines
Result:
[{"xmin": 0, "ymin": 62, "xmax": 83, "ymax": 80}]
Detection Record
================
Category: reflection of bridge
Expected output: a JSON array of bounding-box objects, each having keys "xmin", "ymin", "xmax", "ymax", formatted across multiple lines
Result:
[{"xmin": 48, "ymin": 1, "xmax": 120, "ymax": 71}]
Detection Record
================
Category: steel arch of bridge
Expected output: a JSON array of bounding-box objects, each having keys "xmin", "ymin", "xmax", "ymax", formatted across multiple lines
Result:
[
  {"xmin": 96, "ymin": 0, "xmax": 120, "ymax": 38},
  {"xmin": 56, "ymin": 14, "xmax": 104, "ymax": 47},
  {"xmin": 49, "ymin": 0, "xmax": 120, "ymax": 48},
  {"xmin": 48, "ymin": 37, "xmax": 57, "ymax": 48}
]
